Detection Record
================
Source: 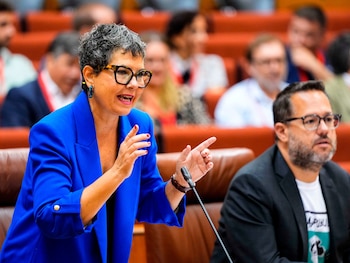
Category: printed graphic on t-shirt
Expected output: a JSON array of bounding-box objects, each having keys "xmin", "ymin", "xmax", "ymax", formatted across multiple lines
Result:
[{"xmin": 305, "ymin": 211, "xmax": 329, "ymax": 263}]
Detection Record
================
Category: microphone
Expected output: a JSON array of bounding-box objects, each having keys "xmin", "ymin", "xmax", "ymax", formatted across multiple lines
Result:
[{"xmin": 180, "ymin": 167, "xmax": 234, "ymax": 263}]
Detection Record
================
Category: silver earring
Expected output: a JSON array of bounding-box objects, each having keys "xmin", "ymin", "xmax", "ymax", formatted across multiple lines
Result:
[{"xmin": 88, "ymin": 85, "xmax": 94, "ymax": 98}]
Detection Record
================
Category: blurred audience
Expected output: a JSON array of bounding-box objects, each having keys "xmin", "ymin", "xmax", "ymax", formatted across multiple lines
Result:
[
  {"xmin": 215, "ymin": 34, "xmax": 288, "ymax": 128},
  {"xmin": 10, "ymin": 0, "xmax": 121, "ymax": 15},
  {"xmin": 324, "ymin": 31, "xmax": 350, "ymax": 123},
  {"xmin": 0, "ymin": 1, "xmax": 37, "ymax": 96},
  {"xmin": 165, "ymin": 10, "xmax": 228, "ymax": 100},
  {"xmin": 0, "ymin": 31, "xmax": 81, "ymax": 127},
  {"xmin": 286, "ymin": 5, "xmax": 333, "ymax": 83},
  {"xmin": 137, "ymin": 31, "xmax": 211, "ymax": 133},
  {"xmin": 215, "ymin": 0, "xmax": 274, "ymax": 12},
  {"xmin": 137, "ymin": 0, "xmax": 198, "ymax": 11},
  {"xmin": 72, "ymin": 2, "xmax": 121, "ymax": 35}
]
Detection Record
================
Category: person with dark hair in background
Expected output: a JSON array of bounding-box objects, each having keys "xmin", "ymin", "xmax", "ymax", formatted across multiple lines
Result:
[
  {"xmin": 325, "ymin": 31, "xmax": 350, "ymax": 123},
  {"xmin": 211, "ymin": 80, "xmax": 350, "ymax": 263},
  {"xmin": 0, "ymin": 31, "xmax": 81, "ymax": 127},
  {"xmin": 72, "ymin": 2, "xmax": 120, "ymax": 35},
  {"xmin": 0, "ymin": 24, "xmax": 216, "ymax": 263},
  {"xmin": 286, "ymin": 5, "xmax": 333, "ymax": 83},
  {"xmin": 0, "ymin": 0, "xmax": 37, "ymax": 97},
  {"xmin": 165, "ymin": 10, "xmax": 228, "ymax": 100}
]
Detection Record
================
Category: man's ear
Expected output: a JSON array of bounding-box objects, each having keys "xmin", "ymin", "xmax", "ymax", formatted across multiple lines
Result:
[
  {"xmin": 275, "ymin": 122, "xmax": 288, "ymax": 142},
  {"xmin": 82, "ymin": 65, "xmax": 95, "ymax": 87}
]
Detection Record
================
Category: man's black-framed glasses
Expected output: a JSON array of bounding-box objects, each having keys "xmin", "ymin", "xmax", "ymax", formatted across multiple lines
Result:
[
  {"xmin": 104, "ymin": 65, "xmax": 152, "ymax": 88},
  {"xmin": 281, "ymin": 113, "xmax": 342, "ymax": 131}
]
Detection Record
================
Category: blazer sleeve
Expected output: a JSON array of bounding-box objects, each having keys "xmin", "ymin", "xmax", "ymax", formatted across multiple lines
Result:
[
  {"xmin": 28, "ymin": 121, "xmax": 88, "ymax": 239},
  {"xmin": 132, "ymin": 110, "xmax": 185, "ymax": 226}
]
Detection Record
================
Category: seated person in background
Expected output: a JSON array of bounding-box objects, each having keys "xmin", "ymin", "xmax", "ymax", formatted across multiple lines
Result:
[
  {"xmin": 12, "ymin": 0, "xmax": 121, "ymax": 13},
  {"xmin": 0, "ymin": 1, "xmax": 37, "ymax": 96},
  {"xmin": 137, "ymin": 0, "xmax": 198, "ymax": 11},
  {"xmin": 0, "ymin": 31, "xmax": 81, "ymax": 127},
  {"xmin": 286, "ymin": 5, "xmax": 333, "ymax": 83},
  {"xmin": 72, "ymin": 2, "xmax": 121, "ymax": 35},
  {"xmin": 165, "ymin": 10, "xmax": 228, "ymax": 100},
  {"xmin": 215, "ymin": 34, "xmax": 288, "ymax": 128},
  {"xmin": 211, "ymin": 80, "xmax": 350, "ymax": 263},
  {"xmin": 137, "ymin": 31, "xmax": 211, "ymax": 133},
  {"xmin": 215, "ymin": 0, "xmax": 274, "ymax": 12},
  {"xmin": 325, "ymin": 32, "xmax": 350, "ymax": 123}
]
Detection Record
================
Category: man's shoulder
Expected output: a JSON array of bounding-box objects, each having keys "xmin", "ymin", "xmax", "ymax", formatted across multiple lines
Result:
[
  {"xmin": 236, "ymin": 146, "xmax": 276, "ymax": 177},
  {"xmin": 323, "ymin": 161, "xmax": 349, "ymax": 176},
  {"xmin": 7, "ymin": 80, "xmax": 39, "ymax": 96}
]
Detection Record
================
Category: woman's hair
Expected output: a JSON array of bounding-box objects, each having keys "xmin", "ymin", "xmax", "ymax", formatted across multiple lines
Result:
[
  {"xmin": 165, "ymin": 10, "xmax": 211, "ymax": 49},
  {"xmin": 327, "ymin": 31, "xmax": 350, "ymax": 74},
  {"xmin": 79, "ymin": 23, "xmax": 146, "ymax": 73},
  {"xmin": 273, "ymin": 80, "xmax": 326, "ymax": 124}
]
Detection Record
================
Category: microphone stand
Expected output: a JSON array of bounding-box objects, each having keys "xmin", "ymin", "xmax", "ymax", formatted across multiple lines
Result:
[{"xmin": 180, "ymin": 167, "xmax": 234, "ymax": 263}]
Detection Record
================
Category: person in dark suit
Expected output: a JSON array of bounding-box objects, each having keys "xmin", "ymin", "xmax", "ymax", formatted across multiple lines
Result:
[
  {"xmin": 0, "ymin": 24, "xmax": 216, "ymax": 263},
  {"xmin": 285, "ymin": 5, "xmax": 333, "ymax": 83},
  {"xmin": 0, "ymin": 31, "xmax": 81, "ymax": 127},
  {"xmin": 211, "ymin": 80, "xmax": 350, "ymax": 263}
]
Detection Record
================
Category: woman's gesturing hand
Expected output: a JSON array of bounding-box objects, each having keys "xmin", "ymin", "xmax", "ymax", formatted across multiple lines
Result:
[{"xmin": 112, "ymin": 125, "xmax": 151, "ymax": 181}]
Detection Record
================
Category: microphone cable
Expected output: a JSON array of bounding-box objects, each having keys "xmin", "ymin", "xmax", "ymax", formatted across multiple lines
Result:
[{"xmin": 180, "ymin": 167, "xmax": 234, "ymax": 263}]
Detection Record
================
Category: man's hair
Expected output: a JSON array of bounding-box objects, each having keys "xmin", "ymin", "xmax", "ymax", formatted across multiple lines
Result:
[
  {"xmin": 293, "ymin": 5, "xmax": 327, "ymax": 30},
  {"xmin": 245, "ymin": 33, "xmax": 285, "ymax": 62},
  {"xmin": 0, "ymin": 1, "xmax": 14, "ymax": 12},
  {"xmin": 72, "ymin": 3, "xmax": 120, "ymax": 32},
  {"xmin": 327, "ymin": 31, "xmax": 350, "ymax": 74},
  {"xmin": 273, "ymin": 80, "xmax": 326, "ymax": 124},
  {"xmin": 47, "ymin": 31, "xmax": 80, "ymax": 58}
]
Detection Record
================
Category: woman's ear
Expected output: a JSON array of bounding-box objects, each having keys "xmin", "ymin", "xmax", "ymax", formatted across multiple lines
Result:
[
  {"xmin": 82, "ymin": 65, "xmax": 95, "ymax": 87},
  {"xmin": 275, "ymin": 122, "xmax": 288, "ymax": 142}
]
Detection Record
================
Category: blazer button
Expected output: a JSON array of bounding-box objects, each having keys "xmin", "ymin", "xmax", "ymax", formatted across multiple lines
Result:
[{"xmin": 54, "ymin": 205, "xmax": 60, "ymax": 211}]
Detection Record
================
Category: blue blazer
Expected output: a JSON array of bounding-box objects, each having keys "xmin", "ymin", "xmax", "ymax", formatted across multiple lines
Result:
[
  {"xmin": 0, "ymin": 79, "xmax": 50, "ymax": 127},
  {"xmin": 0, "ymin": 92, "xmax": 185, "ymax": 263}
]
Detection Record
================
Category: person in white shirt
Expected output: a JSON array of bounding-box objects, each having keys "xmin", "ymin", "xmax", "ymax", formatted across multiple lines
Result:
[
  {"xmin": 215, "ymin": 34, "xmax": 288, "ymax": 128},
  {"xmin": 0, "ymin": 1, "xmax": 37, "ymax": 96},
  {"xmin": 165, "ymin": 10, "xmax": 228, "ymax": 99},
  {"xmin": 0, "ymin": 31, "xmax": 81, "ymax": 127}
]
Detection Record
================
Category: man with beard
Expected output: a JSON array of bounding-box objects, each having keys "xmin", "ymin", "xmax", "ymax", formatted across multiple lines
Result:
[
  {"xmin": 211, "ymin": 80, "xmax": 350, "ymax": 263},
  {"xmin": 215, "ymin": 34, "xmax": 288, "ymax": 128}
]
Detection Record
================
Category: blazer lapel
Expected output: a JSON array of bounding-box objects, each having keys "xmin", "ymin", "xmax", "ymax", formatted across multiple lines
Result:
[
  {"xmin": 274, "ymin": 149, "xmax": 308, "ymax": 259},
  {"xmin": 72, "ymin": 92, "xmax": 107, "ymax": 263}
]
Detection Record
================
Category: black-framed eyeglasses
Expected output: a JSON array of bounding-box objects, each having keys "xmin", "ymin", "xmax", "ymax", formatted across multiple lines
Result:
[
  {"xmin": 104, "ymin": 65, "xmax": 152, "ymax": 88},
  {"xmin": 281, "ymin": 113, "xmax": 342, "ymax": 131}
]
